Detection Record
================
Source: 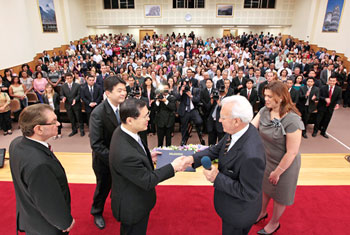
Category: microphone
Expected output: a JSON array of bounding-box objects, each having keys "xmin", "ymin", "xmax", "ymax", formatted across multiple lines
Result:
[{"xmin": 201, "ymin": 156, "xmax": 212, "ymax": 170}]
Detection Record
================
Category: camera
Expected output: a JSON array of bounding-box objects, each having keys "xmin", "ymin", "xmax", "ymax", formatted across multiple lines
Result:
[
  {"xmin": 212, "ymin": 89, "xmax": 219, "ymax": 100},
  {"xmin": 183, "ymin": 78, "xmax": 191, "ymax": 92},
  {"xmin": 219, "ymin": 85, "xmax": 225, "ymax": 93},
  {"xmin": 128, "ymin": 85, "xmax": 141, "ymax": 98}
]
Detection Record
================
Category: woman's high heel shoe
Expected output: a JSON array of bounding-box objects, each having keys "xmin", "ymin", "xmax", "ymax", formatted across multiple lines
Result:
[
  {"xmin": 254, "ymin": 213, "xmax": 268, "ymax": 224},
  {"xmin": 257, "ymin": 224, "xmax": 280, "ymax": 235}
]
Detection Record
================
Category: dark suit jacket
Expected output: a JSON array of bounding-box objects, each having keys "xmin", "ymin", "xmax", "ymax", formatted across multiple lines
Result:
[
  {"xmin": 289, "ymin": 87, "xmax": 299, "ymax": 104},
  {"xmin": 154, "ymin": 94, "xmax": 177, "ymax": 128},
  {"xmin": 317, "ymin": 85, "xmax": 342, "ymax": 111},
  {"xmin": 60, "ymin": 82, "xmax": 82, "ymax": 110},
  {"xmin": 177, "ymin": 87, "xmax": 201, "ymax": 117},
  {"xmin": 240, "ymin": 88, "xmax": 258, "ymax": 107},
  {"xmin": 192, "ymin": 124, "xmax": 265, "ymax": 228},
  {"xmin": 9, "ymin": 137, "xmax": 72, "ymax": 235},
  {"xmin": 297, "ymin": 86, "xmax": 319, "ymax": 112},
  {"xmin": 42, "ymin": 93, "xmax": 61, "ymax": 112},
  {"xmin": 320, "ymin": 69, "xmax": 332, "ymax": 85},
  {"xmin": 200, "ymin": 88, "xmax": 213, "ymax": 115},
  {"xmin": 231, "ymin": 77, "xmax": 248, "ymax": 94},
  {"xmin": 80, "ymin": 83, "xmax": 103, "ymax": 113},
  {"xmin": 89, "ymin": 100, "xmax": 120, "ymax": 166},
  {"xmin": 109, "ymin": 127, "xmax": 175, "ymax": 225}
]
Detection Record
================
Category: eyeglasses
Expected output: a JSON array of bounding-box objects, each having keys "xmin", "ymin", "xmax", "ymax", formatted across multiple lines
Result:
[
  {"xmin": 135, "ymin": 111, "xmax": 150, "ymax": 120},
  {"xmin": 39, "ymin": 120, "xmax": 59, "ymax": 126}
]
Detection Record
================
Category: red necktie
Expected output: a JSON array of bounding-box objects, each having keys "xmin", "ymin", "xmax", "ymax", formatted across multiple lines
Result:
[{"xmin": 247, "ymin": 90, "xmax": 251, "ymax": 100}]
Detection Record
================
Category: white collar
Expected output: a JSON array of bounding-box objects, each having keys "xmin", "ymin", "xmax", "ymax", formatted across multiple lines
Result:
[
  {"xmin": 26, "ymin": 136, "xmax": 49, "ymax": 149},
  {"xmin": 228, "ymin": 124, "xmax": 249, "ymax": 151},
  {"xmin": 107, "ymin": 98, "xmax": 119, "ymax": 113},
  {"xmin": 121, "ymin": 124, "xmax": 140, "ymax": 143}
]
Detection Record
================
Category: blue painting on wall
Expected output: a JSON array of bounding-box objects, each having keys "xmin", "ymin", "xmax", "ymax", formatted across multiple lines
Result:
[
  {"xmin": 38, "ymin": 0, "xmax": 58, "ymax": 32},
  {"xmin": 322, "ymin": 0, "xmax": 345, "ymax": 32}
]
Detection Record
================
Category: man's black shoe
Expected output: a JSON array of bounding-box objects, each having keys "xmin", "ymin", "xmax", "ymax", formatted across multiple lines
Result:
[
  {"xmin": 80, "ymin": 130, "xmax": 85, "ymax": 137},
  {"xmin": 312, "ymin": 131, "xmax": 317, "ymax": 137},
  {"xmin": 321, "ymin": 133, "xmax": 329, "ymax": 139},
  {"xmin": 68, "ymin": 131, "xmax": 77, "ymax": 137},
  {"xmin": 94, "ymin": 215, "xmax": 105, "ymax": 230},
  {"xmin": 302, "ymin": 133, "xmax": 308, "ymax": 139}
]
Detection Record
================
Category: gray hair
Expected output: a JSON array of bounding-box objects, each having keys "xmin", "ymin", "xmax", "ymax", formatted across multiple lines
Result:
[{"xmin": 221, "ymin": 95, "xmax": 253, "ymax": 123}]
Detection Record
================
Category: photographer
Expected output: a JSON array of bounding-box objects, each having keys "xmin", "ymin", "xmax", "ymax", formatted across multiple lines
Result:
[
  {"xmin": 154, "ymin": 84, "xmax": 177, "ymax": 147},
  {"xmin": 207, "ymin": 85, "xmax": 227, "ymax": 145},
  {"xmin": 200, "ymin": 79, "xmax": 214, "ymax": 134},
  {"xmin": 177, "ymin": 78, "xmax": 204, "ymax": 146}
]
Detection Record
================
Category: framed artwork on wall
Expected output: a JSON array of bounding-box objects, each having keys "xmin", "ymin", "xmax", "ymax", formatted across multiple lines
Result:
[
  {"xmin": 144, "ymin": 5, "xmax": 161, "ymax": 17},
  {"xmin": 322, "ymin": 0, "xmax": 345, "ymax": 32},
  {"xmin": 217, "ymin": 4, "xmax": 234, "ymax": 17},
  {"xmin": 38, "ymin": 0, "xmax": 58, "ymax": 32}
]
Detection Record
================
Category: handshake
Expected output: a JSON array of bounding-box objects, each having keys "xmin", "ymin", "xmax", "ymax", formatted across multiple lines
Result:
[{"xmin": 171, "ymin": 156, "xmax": 194, "ymax": 173}]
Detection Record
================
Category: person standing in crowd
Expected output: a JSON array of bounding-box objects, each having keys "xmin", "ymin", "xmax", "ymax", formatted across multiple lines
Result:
[
  {"xmin": 154, "ymin": 83, "xmax": 177, "ymax": 147},
  {"xmin": 47, "ymin": 64, "xmax": 62, "ymax": 93},
  {"xmin": 33, "ymin": 71, "xmax": 48, "ymax": 103},
  {"xmin": 142, "ymin": 76, "xmax": 156, "ymax": 137},
  {"xmin": 60, "ymin": 72, "xmax": 85, "ymax": 137},
  {"xmin": 89, "ymin": 76, "xmax": 127, "ymax": 230},
  {"xmin": 252, "ymin": 81, "xmax": 304, "ymax": 235},
  {"xmin": 81, "ymin": 74, "xmax": 103, "ymax": 126},
  {"xmin": 177, "ymin": 78, "xmax": 204, "ymax": 146},
  {"xmin": 258, "ymin": 72, "xmax": 276, "ymax": 109},
  {"xmin": 9, "ymin": 104, "xmax": 75, "ymax": 234},
  {"xmin": 286, "ymin": 78, "xmax": 299, "ymax": 104},
  {"xmin": 0, "ymin": 78, "xmax": 12, "ymax": 135},
  {"xmin": 43, "ymin": 83, "xmax": 62, "ymax": 139},
  {"xmin": 312, "ymin": 75, "xmax": 342, "ymax": 138},
  {"xmin": 182, "ymin": 95, "xmax": 266, "ymax": 235},
  {"xmin": 19, "ymin": 71, "xmax": 34, "ymax": 93},
  {"xmin": 109, "ymin": 98, "xmax": 188, "ymax": 235},
  {"xmin": 297, "ymin": 77, "xmax": 319, "ymax": 138},
  {"xmin": 240, "ymin": 78, "xmax": 258, "ymax": 107},
  {"xmin": 231, "ymin": 69, "xmax": 247, "ymax": 94}
]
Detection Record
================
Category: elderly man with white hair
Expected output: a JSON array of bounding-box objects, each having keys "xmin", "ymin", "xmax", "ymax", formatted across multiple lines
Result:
[{"xmin": 183, "ymin": 95, "xmax": 266, "ymax": 235}]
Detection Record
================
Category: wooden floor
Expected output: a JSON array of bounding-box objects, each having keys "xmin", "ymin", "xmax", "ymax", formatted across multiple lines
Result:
[{"xmin": 1, "ymin": 152, "xmax": 350, "ymax": 186}]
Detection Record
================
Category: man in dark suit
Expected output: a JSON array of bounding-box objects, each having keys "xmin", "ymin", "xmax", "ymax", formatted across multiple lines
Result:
[
  {"xmin": 320, "ymin": 64, "xmax": 334, "ymax": 85},
  {"xmin": 109, "ymin": 98, "xmax": 188, "ymax": 235},
  {"xmin": 182, "ymin": 95, "xmax": 266, "ymax": 235},
  {"xmin": 81, "ymin": 74, "xmax": 103, "ymax": 126},
  {"xmin": 231, "ymin": 69, "xmax": 248, "ymax": 94},
  {"xmin": 297, "ymin": 77, "xmax": 319, "ymax": 138},
  {"xmin": 60, "ymin": 72, "xmax": 85, "ymax": 137},
  {"xmin": 240, "ymin": 79, "xmax": 258, "ymax": 107},
  {"xmin": 89, "ymin": 76, "xmax": 127, "ymax": 229},
  {"xmin": 10, "ymin": 104, "xmax": 75, "ymax": 234},
  {"xmin": 286, "ymin": 78, "xmax": 299, "ymax": 104},
  {"xmin": 258, "ymin": 71, "xmax": 275, "ymax": 110},
  {"xmin": 312, "ymin": 76, "xmax": 342, "ymax": 138},
  {"xmin": 177, "ymin": 78, "xmax": 204, "ymax": 145},
  {"xmin": 154, "ymin": 84, "xmax": 177, "ymax": 147}
]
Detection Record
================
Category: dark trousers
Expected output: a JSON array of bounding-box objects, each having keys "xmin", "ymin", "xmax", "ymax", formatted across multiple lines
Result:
[
  {"xmin": 208, "ymin": 128, "xmax": 224, "ymax": 146},
  {"xmin": 91, "ymin": 155, "xmax": 111, "ymax": 215},
  {"xmin": 157, "ymin": 126, "xmax": 172, "ymax": 147},
  {"xmin": 0, "ymin": 111, "xmax": 11, "ymax": 132},
  {"xmin": 300, "ymin": 108, "xmax": 311, "ymax": 133},
  {"xmin": 222, "ymin": 220, "xmax": 252, "ymax": 235},
  {"xmin": 180, "ymin": 109, "xmax": 203, "ymax": 143},
  {"xmin": 120, "ymin": 214, "xmax": 149, "ymax": 235},
  {"xmin": 314, "ymin": 109, "xmax": 334, "ymax": 134},
  {"xmin": 66, "ymin": 105, "xmax": 84, "ymax": 132}
]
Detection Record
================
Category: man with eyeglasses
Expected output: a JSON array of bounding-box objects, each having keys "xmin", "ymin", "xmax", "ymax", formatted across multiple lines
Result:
[
  {"xmin": 10, "ymin": 104, "xmax": 75, "ymax": 234},
  {"xmin": 89, "ymin": 75, "xmax": 127, "ymax": 229},
  {"xmin": 109, "ymin": 98, "xmax": 189, "ymax": 235}
]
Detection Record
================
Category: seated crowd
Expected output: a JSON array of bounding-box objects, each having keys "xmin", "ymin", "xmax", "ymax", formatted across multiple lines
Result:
[{"xmin": 0, "ymin": 32, "xmax": 348, "ymax": 144}]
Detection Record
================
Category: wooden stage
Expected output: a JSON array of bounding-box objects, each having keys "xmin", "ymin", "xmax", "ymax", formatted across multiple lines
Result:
[{"xmin": 1, "ymin": 152, "xmax": 350, "ymax": 186}]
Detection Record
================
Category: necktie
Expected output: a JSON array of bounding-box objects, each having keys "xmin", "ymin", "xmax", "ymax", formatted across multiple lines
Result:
[
  {"xmin": 68, "ymin": 84, "xmax": 72, "ymax": 90},
  {"xmin": 224, "ymin": 135, "xmax": 232, "ymax": 154},
  {"xmin": 48, "ymin": 143, "xmax": 53, "ymax": 152},
  {"xmin": 327, "ymin": 86, "xmax": 333, "ymax": 107},
  {"xmin": 247, "ymin": 90, "xmax": 251, "ymax": 100},
  {"xmin": 115, "ymin": 108, "xmax": 121, "ymax": 124},
  {"xmin": 137, "ymin": 137, "xmax": 146, "ymax": 154},
  {"xmin": 305, "ymin": 87, "xmax": 311, "ymax": 106},
  {"xmin": 90, "ymin": 86, "xmax": 94, "ymax": 99}
]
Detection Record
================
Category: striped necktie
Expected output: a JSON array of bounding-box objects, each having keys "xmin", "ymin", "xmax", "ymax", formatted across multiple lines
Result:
[{"xmin": 224, "ymin": 135, "xmax": 232, "ymax": 154}]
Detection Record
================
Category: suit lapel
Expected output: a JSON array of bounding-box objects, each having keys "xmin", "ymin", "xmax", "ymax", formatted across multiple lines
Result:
[{"xmin": 104, "ymin": 101, "xmax": 119, "ymax": 127}]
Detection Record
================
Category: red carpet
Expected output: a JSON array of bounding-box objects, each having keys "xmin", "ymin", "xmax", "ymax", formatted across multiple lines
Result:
[{"xmin": 1, "ymin": 182, "xmax": 349, "ymax": 234}]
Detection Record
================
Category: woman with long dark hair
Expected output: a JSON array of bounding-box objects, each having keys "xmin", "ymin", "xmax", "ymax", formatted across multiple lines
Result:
[
  {"xmin": 142, "ymin": 76, "xmax": 156, "ymax": 135},
  {"xmin": 252, "ymin": 81, "xmax": 304, "ymax": 234},
  {"xmin": 43, "ymin": 83, "xmax": 62, "ymax": 139}
]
